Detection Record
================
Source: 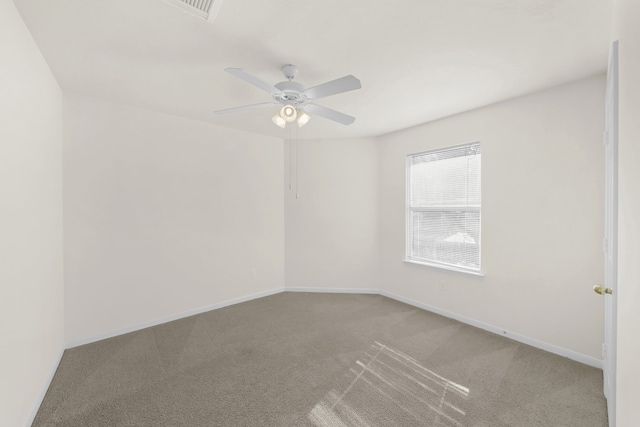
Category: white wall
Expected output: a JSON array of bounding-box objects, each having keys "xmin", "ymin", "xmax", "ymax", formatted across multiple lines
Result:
[
  {"xmin": 63, "ymin": 94, "xmax": 284, "ymax": 345},
  {"xmin": 612, "ymin": 0, "xmax": 640, "ymax": 423},
  {"xmin": 284, "ymin": 137, "xmax": 379, "ymax": 291},
  {"xmin": 378, "ymin": 75, "xmax": 606, "ymax": 361},
  {"xmin": 0, "ymin": 1, "xmax": 64, "ymax": 426}
]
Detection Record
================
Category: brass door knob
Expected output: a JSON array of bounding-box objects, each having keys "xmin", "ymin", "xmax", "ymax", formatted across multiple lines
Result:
[{"xmin": 593, "ymin": 285, "xmax": 613, "ymax": 295}]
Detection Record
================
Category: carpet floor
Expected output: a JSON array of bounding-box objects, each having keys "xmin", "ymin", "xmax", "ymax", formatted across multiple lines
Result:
[{"xmin": 32, "ymin": 292, "xmax": 608, "ymax": 426}]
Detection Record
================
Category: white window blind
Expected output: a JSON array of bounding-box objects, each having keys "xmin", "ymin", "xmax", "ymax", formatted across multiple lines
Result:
[{"xmin": 406, "ymin": 143, "xmax": 481, "ymax": 273}]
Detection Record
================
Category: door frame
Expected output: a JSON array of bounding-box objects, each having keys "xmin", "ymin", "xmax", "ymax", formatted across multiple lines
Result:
[{"xmin": 603, "ymin": 40, "xmax": 619, "ymax": 427}]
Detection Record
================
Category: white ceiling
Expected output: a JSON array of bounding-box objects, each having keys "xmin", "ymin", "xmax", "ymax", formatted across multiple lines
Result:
[{"xmin": 14, "ymin": 0, "xmax": 613, "ymax": 140}]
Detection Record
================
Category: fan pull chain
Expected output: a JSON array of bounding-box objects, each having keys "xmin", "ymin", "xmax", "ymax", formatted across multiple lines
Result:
[
  {"xmin": 295, "ymin": 126, "xmax": 299, "ymax": 199},
  {"xmin": 289, "ymin": 126, "xmax": 293, "ymax": 190}
]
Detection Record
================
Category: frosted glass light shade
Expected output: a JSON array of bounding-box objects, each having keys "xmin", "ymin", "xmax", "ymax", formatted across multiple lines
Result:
[
  {"xmin": 297, "ymin": 111, "xmax": 311, "ymax": 127},
  {"xmin": 280, "ymin": 105, "xmax": 297, "ymax": 122},
  {"xmin": 272, "ymin": 114, "xmax": 286, "ymax": 128}
]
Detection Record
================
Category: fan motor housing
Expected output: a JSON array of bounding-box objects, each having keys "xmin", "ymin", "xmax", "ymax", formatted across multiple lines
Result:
[{"xmin": 273, "ymin": 81, "xmax": 305, "ymax": 103}]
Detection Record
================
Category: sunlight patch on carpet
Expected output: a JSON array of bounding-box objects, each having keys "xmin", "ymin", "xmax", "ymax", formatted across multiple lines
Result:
[{"xmin": 308, "ymin": 342, "xmax": 469, "ymax": 426}]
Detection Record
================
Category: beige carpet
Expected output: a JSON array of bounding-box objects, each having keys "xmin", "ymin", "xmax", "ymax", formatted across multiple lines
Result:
[{"xmin": 32, "ymin": 292, "xmax": 608, "ymax": 426}]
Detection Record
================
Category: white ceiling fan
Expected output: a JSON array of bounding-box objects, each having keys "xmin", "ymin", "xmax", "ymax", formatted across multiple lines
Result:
[{"xmin": 214, "ymin": 64, "xmax": 361, "ymax": 128}]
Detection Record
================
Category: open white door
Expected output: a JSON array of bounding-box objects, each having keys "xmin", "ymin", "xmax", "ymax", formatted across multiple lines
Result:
[{"xmin": 600, "ymin": 40, "xmax": 618, "ymax": 427}]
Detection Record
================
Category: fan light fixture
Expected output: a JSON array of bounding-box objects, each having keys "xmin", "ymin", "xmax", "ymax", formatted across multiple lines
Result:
[{"xmin": 271, "ymin": 106, "xmax": 311, "ymax": 128}]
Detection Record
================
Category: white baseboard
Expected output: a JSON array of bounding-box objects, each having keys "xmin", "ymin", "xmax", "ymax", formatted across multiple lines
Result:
[
  {"xmin": 379, "ymin": 290, "xmax": 603, "ymax": 369},
  {"xmin": 26, "ymin": 344, "xmax": 65, "ymax": 427},
  {"xmin": 285, "ymin": 286, "xmax": 379, "ymax": 294},
  {"xmin": 65, "ymin": 287, "xmax": 285, "ymax": 349},
  {"xmin": 64, "ymin": 285, "xmax": 602, "ymax": 369}
]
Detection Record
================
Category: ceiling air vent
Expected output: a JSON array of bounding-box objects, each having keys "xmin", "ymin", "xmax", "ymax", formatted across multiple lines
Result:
[{"xmin": 165, "ymin": 0, "xmax": 223, "ymax": 22}]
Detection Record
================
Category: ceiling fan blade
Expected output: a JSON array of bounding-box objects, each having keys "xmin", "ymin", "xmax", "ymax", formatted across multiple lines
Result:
[
  {"xmin": 302, "ymin": 75, "xmax": 361, "ymax": 101},
  {"xmin": 303, "ymin": 104, "xmax": 356, "ymax": 125},
  {"xmin": 213, "ymin": 102, "xmax": 280, "ymax": 115},
  {"xmin": 225, "ymin": 67, "xmax": 283, "ymax": 95}
]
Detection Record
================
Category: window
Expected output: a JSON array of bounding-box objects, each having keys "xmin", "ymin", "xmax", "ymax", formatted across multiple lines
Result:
[{"xmin": 406, "ymin": 142, "xmax": 481, "ymax": 274}]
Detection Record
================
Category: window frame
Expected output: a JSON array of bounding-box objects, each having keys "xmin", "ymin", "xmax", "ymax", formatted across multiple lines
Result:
[{"xmin": 404, "ymin": 142, "xmax": 483, "ymax": 276}]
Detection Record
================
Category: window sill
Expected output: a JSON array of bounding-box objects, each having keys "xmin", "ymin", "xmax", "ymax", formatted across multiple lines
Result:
[{"xmin": 403, "ymin": 259, "xmax": 485, "ymax": 277}]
